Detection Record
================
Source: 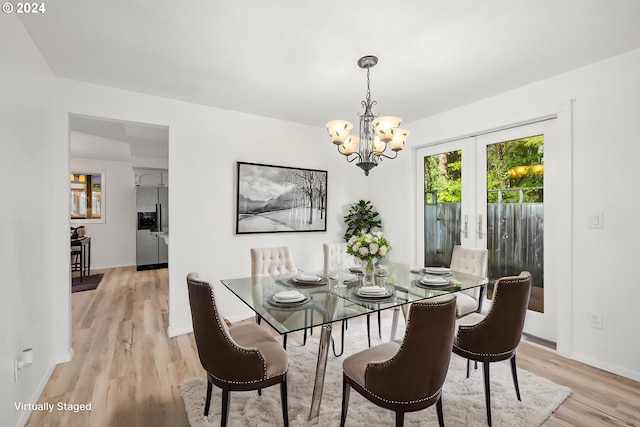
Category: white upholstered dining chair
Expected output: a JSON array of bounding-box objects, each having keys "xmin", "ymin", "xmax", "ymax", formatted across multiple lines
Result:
[
  {"xmin": 251, "ymin": 246, "xmax": 298, "ymax": 277},
  {"xmin": 322, "ymin": 242, "xmax": 357, "ymax": 276},
  {"xmin": 250, "ymin": 246, "xmax": 311, "ymax": 348},
  {"xmin": 323, "ymin": 242, "xmax": 382, "ymax": 347},
  {"xmin": 449, "ymin": 245, "xmax": 489, "ymax": 317}
]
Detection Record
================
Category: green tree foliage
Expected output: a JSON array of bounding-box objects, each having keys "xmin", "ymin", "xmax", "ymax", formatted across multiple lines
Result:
[{"xmin": 424, "ymin": 135, "xmax": 544, "ymax": 204}]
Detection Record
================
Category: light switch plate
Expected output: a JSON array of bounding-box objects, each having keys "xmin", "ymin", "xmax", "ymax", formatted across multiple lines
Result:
[{"xmin": 588, "ymin": 212, "xmax": 604, "ymax": 229}]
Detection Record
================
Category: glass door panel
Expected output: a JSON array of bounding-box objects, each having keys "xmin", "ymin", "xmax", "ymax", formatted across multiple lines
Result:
[
  {"xmin": 478, "ymin": 119, "xmax": 556, "ymax": 343},
  {"xmin": 485, "ymin": 135, "xmax": 544, "ymax": 312},
  {"xmin": 415, "ymin": 138, "xmax": 475, "ymax": 267}
]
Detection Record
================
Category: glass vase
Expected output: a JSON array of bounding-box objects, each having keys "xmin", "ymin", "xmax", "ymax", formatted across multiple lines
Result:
[{"xmin": 361, "ymin": 258, "xmax": 377, "ymax": 286}]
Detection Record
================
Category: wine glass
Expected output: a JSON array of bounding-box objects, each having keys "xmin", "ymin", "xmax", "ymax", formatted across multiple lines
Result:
[{"xmin": 333, "ymin": 255, "xmax": 347, "ymax": 289}]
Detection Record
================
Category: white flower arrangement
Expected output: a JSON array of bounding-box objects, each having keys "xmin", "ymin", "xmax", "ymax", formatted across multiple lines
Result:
[{"xmin": 346, "ymin": 231, "xmax": 392, "ymax": 262}]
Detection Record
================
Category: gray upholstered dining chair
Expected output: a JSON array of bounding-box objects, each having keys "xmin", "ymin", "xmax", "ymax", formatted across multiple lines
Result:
[
  {"xmin": 186, "ymin": 273, "xmax": 289, "ymax": 427},
  {"xmin": 453, "ymin": 271, "xmax": 532, "ymax": 426},
  {"xmin": 340, "ymin": 295, "xmax": 457, "ymax": 426},
  {"xmin": 449, "ymin": 245, "xmax": 489, "ymax": 317}
]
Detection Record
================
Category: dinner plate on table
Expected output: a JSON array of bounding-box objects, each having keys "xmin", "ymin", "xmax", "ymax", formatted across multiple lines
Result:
[
  {"xmin": 418, "ymin": 276, "xmax": 450, "ymax": 287},
  {"xmin": 355, "ymin": 286, "xmax": 393, "ymax": 299},
  {"xmin": 291, "ymin": 274, "xmax": 326, "ymax": 285},
  {"xmin": 349, "ymin": 266, "xmax": 363, "ymax": 274},
  {"xmin": 268, "ymin": 291, "xmax": 311, "ymax": 308},
  {"xmin": 424, "ymin": 267, "xmax": 452, "ymax": 276}
]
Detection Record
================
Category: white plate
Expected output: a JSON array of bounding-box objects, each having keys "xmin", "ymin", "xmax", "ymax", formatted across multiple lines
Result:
[
  {"xmin": 420, "ymin": 276, "xmax": 449, "ymax": 286},
  {"xmin": 358, "ymin": 286, "xmax": 387, "ymax": 296},
  {"xmin": 424, "ymin": 267, "xmax": 451, "ymax": 275},
  {"xmin": 273, "ymin": 291, "xmax": 305, "ymax": 303},
  {"xmin": 410, "ymin": 266, "xmax": 425, "ymax": 274}
]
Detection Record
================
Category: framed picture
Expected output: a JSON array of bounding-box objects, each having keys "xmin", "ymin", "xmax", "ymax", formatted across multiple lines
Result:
[{"xmin": 236, "ymin": 162, "xmax": 328, "ymax": 234}]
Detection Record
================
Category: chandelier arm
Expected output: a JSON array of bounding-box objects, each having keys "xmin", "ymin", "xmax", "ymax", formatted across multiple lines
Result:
[
  {"xmin": 375, "ymin": 149, "xmax": 399, "ymax": 160},
  {"xmin": 336, "ymin": 145, "xmax": 362, "ymax": 162}
]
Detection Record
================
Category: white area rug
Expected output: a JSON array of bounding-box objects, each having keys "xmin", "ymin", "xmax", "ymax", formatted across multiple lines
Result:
[{"xmin": 181, "ymin": 321, "xmax": 571, "ymax": 426}]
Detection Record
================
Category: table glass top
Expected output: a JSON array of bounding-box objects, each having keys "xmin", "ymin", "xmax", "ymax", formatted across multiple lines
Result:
[{"xmin": 221, "ymin": 262, "xmax": 487, "ymax": 335}]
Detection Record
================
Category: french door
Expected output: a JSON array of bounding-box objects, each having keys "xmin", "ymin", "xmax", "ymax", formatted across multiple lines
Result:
[{"xmin": 416, "ymin": 120, "xmax": 558, "ymax": 343}]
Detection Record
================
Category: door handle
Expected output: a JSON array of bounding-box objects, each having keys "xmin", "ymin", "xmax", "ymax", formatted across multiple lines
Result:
[
  {"xmin": 477, "ymin": 214, "xmax": 483, "ymax": 239},
  {"xmin": 463, "ymin": 215, "xmax": 469, "ymax": 238}
]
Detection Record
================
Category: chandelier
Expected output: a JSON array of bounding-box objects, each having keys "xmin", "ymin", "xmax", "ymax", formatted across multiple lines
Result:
[{"xmin": 326, "ymin": 55, "xmax": 410, "ymax": 176}]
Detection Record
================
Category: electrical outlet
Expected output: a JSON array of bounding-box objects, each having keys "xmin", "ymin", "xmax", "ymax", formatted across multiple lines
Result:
[{"xmin": 588, "ymin": 312, "xmax": 603, "ymax": 329}]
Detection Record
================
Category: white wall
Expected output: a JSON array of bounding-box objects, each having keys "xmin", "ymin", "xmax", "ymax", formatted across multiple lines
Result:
[
  {"xmin": 373, "ymin": 49, "xmax": 640, "ymax": 381},
  {"xmin": 53, "ymin": 79, "xmax": 370, "ymax": 337},
  {"xmin": 70, "ymin": 156, "xmax": 136, "ymax": 269},
  {"xmin": 0, "ymin": 16, "xmax": 61, "ymax": 427}
]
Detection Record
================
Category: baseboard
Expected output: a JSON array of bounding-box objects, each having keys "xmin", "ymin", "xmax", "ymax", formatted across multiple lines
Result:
[
  {"xmin": 167, "ymin": 325, "xmax": 192, "ymax": 338},
  {"xmin": 14, "ymin": 362, "xmax": 57, "ymax": 427},
  {"xmin": 225, "ymin": 313, "xmax": 255, "ymax": 324},
  {"xmin": 572, "ymin": 352, "xmax": 640, "ymax": 382}
]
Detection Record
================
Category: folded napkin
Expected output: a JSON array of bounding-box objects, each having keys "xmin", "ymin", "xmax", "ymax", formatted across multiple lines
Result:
[
  {"xmin": 420, "ymin": 275, "xmax": 449, "ymax": 284},
  {"xmin": 295, "ymin": 274, "xmax": 321, "ymax": 282},
  {"xmin": 274, "ymin": 290, "xmax": 304, "ymax": 302},
  {"xmin": 358, "ymin": 286, "xmax": 386, "ymax": 295}
]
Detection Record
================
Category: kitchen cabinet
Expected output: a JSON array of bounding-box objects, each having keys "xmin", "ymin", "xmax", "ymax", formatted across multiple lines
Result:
[{"xmin": 135, "ymin": 169, "xmax": 168, "ymax": 187}]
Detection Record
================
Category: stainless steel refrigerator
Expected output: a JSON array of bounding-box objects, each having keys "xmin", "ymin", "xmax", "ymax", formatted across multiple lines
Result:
[{"xmin": 136, "ymin": 186, "xmax": 168, "ymax": 270}]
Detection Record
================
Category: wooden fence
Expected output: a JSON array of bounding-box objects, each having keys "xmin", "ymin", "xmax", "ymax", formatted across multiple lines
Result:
[{"xmin": 424, "ymin": 202, "xmax": 544, "ymax": 288}]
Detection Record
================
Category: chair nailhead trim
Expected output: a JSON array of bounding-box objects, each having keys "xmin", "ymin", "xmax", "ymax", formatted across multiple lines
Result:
[
  {"xmin": 456, "ymin": 275, "xmax": 528, "ymax": 355},
  {"xmin": 355, "ymin": 298, "xmax": 453, "ymax": 405},
  {"xmin": 189, "ymin": 277, "xmax": 269, "ymax": 379},
  {"xmin": 345, "ymin": 372, "xmax": 440, "ymax": 405}
]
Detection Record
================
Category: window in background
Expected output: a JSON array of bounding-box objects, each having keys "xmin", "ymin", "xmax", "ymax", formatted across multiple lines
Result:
[{"xmin": 70, "ymin": 172, "xmax": 103, "ymax": 221}]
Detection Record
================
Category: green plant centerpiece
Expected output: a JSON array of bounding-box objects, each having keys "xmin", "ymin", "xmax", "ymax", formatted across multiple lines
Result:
[
  {"xmin": 346, "ymin": 231, "xmax": 392, "ymax": 286},
  {"xmin": 343, "ymin": 200, "xmax": 382, "ymax": 241}
]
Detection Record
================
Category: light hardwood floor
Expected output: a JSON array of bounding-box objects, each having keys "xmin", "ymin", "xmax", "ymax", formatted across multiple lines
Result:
[{"xmin": 26, "ymin": 267, "xmax": 640, "ymax": 426}]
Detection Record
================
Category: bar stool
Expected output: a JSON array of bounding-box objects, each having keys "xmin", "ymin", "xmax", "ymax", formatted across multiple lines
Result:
[{"xmin": 71, "ymin": 246, "xmax": 82, "ymax": 276}]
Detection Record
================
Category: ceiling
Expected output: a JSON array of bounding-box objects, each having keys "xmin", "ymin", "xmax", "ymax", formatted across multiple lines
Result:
[
  {"xmin": 20, "ymin": 0, "xmax": 640, "ymax": 129},
  {"xmin": 69, "ymin": 115, "xmax": 169, "ymax": 163}
]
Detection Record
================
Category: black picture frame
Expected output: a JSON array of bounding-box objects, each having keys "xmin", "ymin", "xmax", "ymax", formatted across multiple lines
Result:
[{"xmin": 236, "ymin": 162, "xmax": 328, "ymax": 234}]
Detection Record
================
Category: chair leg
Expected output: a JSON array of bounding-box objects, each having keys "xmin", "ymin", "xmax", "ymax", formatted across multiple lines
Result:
[
  {"xmin": 204, "ymin": 379, "xmax": 213, "ymax": 416},
  {"xmin": 366, "ymin": 315, "xmax": 372, "ymax": 347},
  {"xmin": 340, "ymin": 377, "xmax": 351, "ymax": 427},
  {"xmin": 436, "ymin": 396, "xmax": 444, "ymax": 427},
  {"xmin": 510, "ymin": 355, "xmax": 522, "ymax": 401},
  {"xmin": 482, "ymin": 361, "xmax": 492, "ymax": 426},
  {"xmin": 280, "ymin": 376, "xmax": 289, "ymax": 427},
  {"xmin": 466, "ymin": 359, "xmax": 471, "ymax": 378},
  {"xmin": 221, "ymin": 386, "xmax": 231, "ymax": 427},
  {"xmin": 395, "ymin": 409, "xmax": 405, "ymax": 426},
  {"xmin": 283, "ymin": 334, "xmax": 287, "ymax": 349}
]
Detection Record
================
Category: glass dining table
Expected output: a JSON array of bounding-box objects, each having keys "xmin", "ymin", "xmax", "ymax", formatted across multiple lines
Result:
[{"xmin": 221, "ymin": 262, "xmax": 488, "ymax": 421}]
